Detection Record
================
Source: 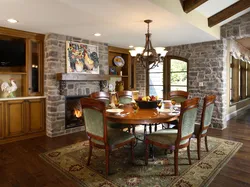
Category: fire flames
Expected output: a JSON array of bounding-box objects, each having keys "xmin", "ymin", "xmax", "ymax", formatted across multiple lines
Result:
[{"xmin": 74, "ymin": 108, "xmax": 82, "ymax": 118}]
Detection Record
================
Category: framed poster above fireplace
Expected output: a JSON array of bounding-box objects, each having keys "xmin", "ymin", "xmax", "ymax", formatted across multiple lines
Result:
[{"xmin": 66, "ymin": 41, "xmax": 99, "ymax": 74}]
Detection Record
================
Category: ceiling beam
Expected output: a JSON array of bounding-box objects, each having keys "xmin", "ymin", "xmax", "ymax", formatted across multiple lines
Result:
[
  {"xmin": 208, "ymin": 0, "xmax": 250, "ymax": 27},
  {"xmin": 182, "ymin": 0, "xmax": 208, "ymax": 13}
]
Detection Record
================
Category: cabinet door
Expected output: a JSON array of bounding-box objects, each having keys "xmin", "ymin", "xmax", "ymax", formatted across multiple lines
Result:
[
  {"xmin": 0, "ymin": 102, "xmax": 4, "ymax": 139},
  {"xmin": 5, "ymin": 100, "xmax": 26, "ymax": 137},
  {"xmin": 27, "ymin": 99, "xmax": 45, "ymax": 133}
]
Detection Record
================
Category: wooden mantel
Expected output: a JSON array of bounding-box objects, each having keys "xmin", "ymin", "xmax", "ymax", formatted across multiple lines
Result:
[{"xmin": 56, "ymin": 73, "xmax": 110, "ymax": 81}]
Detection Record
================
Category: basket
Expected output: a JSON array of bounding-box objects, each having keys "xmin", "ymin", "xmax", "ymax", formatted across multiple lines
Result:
[{"xmin": 135, "ymin": 100, "xmax": 160, "ymax": 109}]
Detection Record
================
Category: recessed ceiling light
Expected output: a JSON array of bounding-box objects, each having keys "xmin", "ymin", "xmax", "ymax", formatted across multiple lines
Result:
[
  {"xmin": 129, "ymin": 45, "xmax": 134, "ymax": 48},
  {"xmin": 7, "ymin": 18, "xmax": 18, "ymax": 23},
  {"xmin": 94, "ymin": 33, "xmax": 101, "ymax": 37}
]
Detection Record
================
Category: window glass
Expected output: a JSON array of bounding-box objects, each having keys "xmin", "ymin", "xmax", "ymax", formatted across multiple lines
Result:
[{"xmin": 170, "ymin": 59, "xmax": 187, "ymax": 92}]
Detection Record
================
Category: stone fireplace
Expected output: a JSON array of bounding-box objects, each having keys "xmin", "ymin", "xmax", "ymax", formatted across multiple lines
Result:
[{"xmin": 44, "ymin": 33, "xmax": 108, "ymax": 137}]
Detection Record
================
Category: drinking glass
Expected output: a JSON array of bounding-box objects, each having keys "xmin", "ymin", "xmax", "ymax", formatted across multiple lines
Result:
[{"xmin": 171, "ymin": 99, "xmax": 176, "ymax": 113}]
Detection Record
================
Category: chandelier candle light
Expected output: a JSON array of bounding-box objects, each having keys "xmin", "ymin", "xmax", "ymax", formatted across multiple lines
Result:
[{"xmin": 129, "ymin": 20, "xmax": 168, "ymax": 70}]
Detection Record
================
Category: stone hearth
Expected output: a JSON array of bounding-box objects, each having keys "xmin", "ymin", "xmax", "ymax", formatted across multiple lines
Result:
[{"xmin": 44, "ymin": 33, "xmax": 108, "ymax": 137}]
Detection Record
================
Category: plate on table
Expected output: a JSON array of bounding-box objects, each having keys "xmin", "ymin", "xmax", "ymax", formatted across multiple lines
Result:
[
  {"xmin": 158, "ymin": 109, "xmax": 171, "ymax": 113},
  {"xmin": 106, "ymin": 109, "xmax": 124, "ymax": 115},
  {"xmin": 113, "ymin": 56, "xmax": 125, "ymax": 67}
]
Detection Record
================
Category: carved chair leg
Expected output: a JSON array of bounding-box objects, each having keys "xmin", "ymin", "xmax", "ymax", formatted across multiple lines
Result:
[
  {"xmin": 149, "ymin": 124, "xmax": 152, "ymax": 134},
  {"xmin": 155, "ymin": 124, "xmax": 157, "ymax": 132},
  {"xmin": 105, "ymin": 147, "xmax": 110, "ymax": 175},
  {"xmin": 87, "ymin": 140, "xmax": 92, "ymax": 166},
  {"xmin": 205, "ymin": 136, "xmax": 209, "ymax": 152},
  {"xmin": 174, "ymin": 149, "xmax": 179, "ymax": 176},
  {"xmin": 197, "ymin": 137, "xmax": 201, "ymax": 160},
  {"xmin": 187, "ymin": 139, "xmax": 191, "ymax": 165},
  {"xmin": 131, "ymin": 141, "xmax": 135, "ymax": 164},
  {"xmin": 145, "ymin": 139, "xmax": 149, "ymax": 165}
]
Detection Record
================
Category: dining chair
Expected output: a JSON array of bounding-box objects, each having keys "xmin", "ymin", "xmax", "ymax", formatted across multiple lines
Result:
[
  {"xmin": 90, "ymin": 91, "xmax": 110, "ymax": 107},
  {"xmin": 117, "ymin": 90, "xmax": 133, "ymax": 104},
  {"xmin": 80, "ymin": 98, "xmax": 135, "ymax": 175},
  {"xmin": 145, "ymin": 97, "xmax": 199, "ymax": 176},
  {"xmin": 167, "ymin": 90, "xmax": 189, "ymax": 103},
  {"xmin": 164, "ymin": 90, "xmax": 189, "ymax": 129},
  {"xmin": 193, "ymin": 95, "xmax": 216, "ymax": 160}
]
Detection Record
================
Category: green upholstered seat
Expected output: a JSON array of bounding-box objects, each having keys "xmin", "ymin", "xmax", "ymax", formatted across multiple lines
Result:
[
  {"xmin": 146, "ymin": 129, "xmax": 178, "ymax": 145},
  {"xmin": 91, "ymin": 128, "xmax": 135, "ymax": 146}
]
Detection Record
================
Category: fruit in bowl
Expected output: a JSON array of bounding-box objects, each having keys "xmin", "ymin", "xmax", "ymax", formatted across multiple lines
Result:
[{"xmin": 136, "ymin": 95, "xmax": 160, "ymax": 109}]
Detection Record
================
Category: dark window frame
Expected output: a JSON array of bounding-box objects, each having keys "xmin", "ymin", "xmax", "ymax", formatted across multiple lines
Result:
[{"xmin": 146, "ymin": 56, "xmax": 189, "ymax": 99}]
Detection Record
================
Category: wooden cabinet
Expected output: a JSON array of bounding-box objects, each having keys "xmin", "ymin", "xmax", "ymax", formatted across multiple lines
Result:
[
  {"xmin": 109, "ymin": 46, "xmax": 136, "ymax": 90},
  {"xmin": 26, "ymin": 99, "xmax": 45, "ymax": 133},
  {"xmin": 0, "ymin": 98, "xmax": 45, "ymax": 144},
  {"xmin": 5, "ymin": 100, "xmax": 26, "ymax": 137},
  {"xmin": 0, "ymin": 102, "xmax": 4, "ymax": 139},
  {"xmin": 0, "ymin": 27, "xmax": 44, "ymax": 97}
]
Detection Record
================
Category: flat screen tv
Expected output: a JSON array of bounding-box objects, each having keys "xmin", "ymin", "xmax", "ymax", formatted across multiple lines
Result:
[{"xmin": 0, "ymin": 39, "xmax": 26, "ymax": 67}]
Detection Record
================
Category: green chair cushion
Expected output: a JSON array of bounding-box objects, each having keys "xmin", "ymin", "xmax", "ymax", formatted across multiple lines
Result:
[
  {"xmin": 146, "ymin": 129, "xmax": 178, "ymax": 145},
  {"xmin": 91, "ymin": 128, "xmax": 135, "ymax": 146}
]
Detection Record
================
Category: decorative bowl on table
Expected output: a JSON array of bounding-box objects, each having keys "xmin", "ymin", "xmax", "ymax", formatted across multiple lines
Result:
[{"xmin": 135, "ymin": 95, "xmax": 161, "ymax": 109}]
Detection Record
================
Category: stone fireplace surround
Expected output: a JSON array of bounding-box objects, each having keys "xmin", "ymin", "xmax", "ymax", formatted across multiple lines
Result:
[{"xmin": 44, "ymin": 33, "xmax": 108, "ymax": 137}]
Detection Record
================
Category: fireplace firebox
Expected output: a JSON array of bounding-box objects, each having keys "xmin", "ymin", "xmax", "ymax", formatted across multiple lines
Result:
[{"xmin": 65, "ymin": 95, "xmax": 88, "ymax": 129}]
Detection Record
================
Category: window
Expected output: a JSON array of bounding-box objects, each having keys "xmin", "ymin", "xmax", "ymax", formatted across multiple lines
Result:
[
  {"xmin": 147, "ymin": 56, "xmax": 188, "ymax": 99},
  {"xmin": 148, "ymin": 62, "xmax": 164, "ymax": 99},
  {"xmin": 169, "ymin": 58, "xmax": 188, "ymax": 91},
  {"xmin": 230, "ymin": 56, "xmax": 250, "ymax": 104}
]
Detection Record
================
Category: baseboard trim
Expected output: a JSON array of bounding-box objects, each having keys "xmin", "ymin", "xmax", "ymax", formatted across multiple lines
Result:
[{"xmin": 226, "ymin": 105, "xmax": 250, "ymax": 121}]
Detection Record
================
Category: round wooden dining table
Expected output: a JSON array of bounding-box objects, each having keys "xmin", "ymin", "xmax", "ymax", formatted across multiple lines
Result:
[{"xmin": 106, "ymin": 104, "xmax": 179, "ymax": 125}]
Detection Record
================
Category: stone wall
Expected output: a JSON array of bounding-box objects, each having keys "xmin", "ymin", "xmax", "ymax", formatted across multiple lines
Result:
[
  {"xmin": 135, "ymin": 62, "xmax": 147, "ymax": 96},
  {"xmin": 44, "ymin": 33, "xmax": 108, "ymax": 137},
  {"xmin": 135, "ymin": 40, "xmax": 228, "ymax": 129},
  {"xmin": 221, "ymin": 12, "xmax": 250, "ymax": 39}
]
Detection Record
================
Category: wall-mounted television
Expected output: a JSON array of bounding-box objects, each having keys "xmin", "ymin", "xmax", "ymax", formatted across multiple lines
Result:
[{"xmin": 0, "ymin": 39, "xmax": 26, "ymax": 67}]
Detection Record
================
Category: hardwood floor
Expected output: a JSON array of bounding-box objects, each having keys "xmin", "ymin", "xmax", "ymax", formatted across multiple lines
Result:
[{"xmin": 0, "ymin": 109, "xmax": 249, "ymax": 187}]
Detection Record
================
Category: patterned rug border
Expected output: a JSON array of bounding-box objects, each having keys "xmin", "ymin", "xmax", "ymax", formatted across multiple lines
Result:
[
  {"xmin": 200, "ymin": 140, "xmax": 242, "ymax": 187},
  {"xmin": 39, "ymin": 136, "xmax": 243, "ymax": 187}
]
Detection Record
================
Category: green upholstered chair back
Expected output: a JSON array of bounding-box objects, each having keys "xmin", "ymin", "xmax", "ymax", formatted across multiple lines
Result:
[
  {"xmin": 90, "ymin": 92, "xmax": 110, "ymax": 107},
  {"xmin": 168, "ymin": 91, "xmax": 189, "ymax": 103},
  {"xmin": 200, "ymin": 95, "xmax": 216, "ymax": 135},
  {"xmin": 81, "ymin": 98, "xmax": 107, "ymax": 142},
  {"xmin": 180, "ymin": 108, "xmax": 198, "ymax": 138},
  {"xmin": 171, "ymin": 96, "xmax": 187, "ymax": 103},
  {"xmin": 119, "ymin": 96, "xmax": 132, "ymax": 104},
  {"xmin": 117, "ymin": 91, "xmax": 133, "ymax": 104},
  {"xmin": 83, "ymin": 108, "xmax": 104, "ymax": 138},
  {"xmin": 177, "ymin": 97, "xmax": 199, "ymax": 146}
]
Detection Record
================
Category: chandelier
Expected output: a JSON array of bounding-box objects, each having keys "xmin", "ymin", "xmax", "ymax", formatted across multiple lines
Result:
[{"xmin": 129, "ymin": 20, "xmax": 168, "ymax": 70}]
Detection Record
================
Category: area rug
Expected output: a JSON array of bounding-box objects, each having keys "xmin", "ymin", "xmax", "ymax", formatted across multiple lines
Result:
[{"xmin": 40, "ymin": 136, "xmax": 242, "ymax": 187}]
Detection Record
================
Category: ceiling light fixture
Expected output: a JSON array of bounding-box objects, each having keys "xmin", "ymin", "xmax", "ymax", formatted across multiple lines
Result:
[
  {"xmin": 129, "ymin": 45, "xmax": 134, "ymax": 48},
  {"xmin": 94, "ymin": 33, "xmax": 101, "ymax": 37},
  {"xmin": 7, "ymin": 18, "xmax": 18, "ymax": 23},
  {"xmin": 129, "ymin": 20, "xmax": 167, "ymax": 70}
]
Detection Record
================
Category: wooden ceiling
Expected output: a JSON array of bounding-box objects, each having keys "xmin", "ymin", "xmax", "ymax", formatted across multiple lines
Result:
[{"xmin": 182, "ymin": 0, "xmax": 250, "ymax": 27}]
